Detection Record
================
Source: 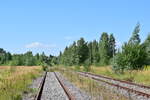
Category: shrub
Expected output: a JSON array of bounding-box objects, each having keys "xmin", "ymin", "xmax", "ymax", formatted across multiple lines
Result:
[{"xmin": 113, "ymin": 43, "xmax": 147, "ymax": 73}]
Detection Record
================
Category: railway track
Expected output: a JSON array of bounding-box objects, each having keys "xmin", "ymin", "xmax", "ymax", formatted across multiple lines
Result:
[
  {"xmin": 54, "ymin": 72, "xmax": 76, "ymax": 100},
  {"xmin": 78, "ymin": 72, "xmax": 150, "ymax": 100},
  {"xmin": 34, "ymin": 72, "xmax": 47, "ymax": 100},
  {"xmin": 34, "ymin": 72, "xmax": 75, "ymax": 100}
]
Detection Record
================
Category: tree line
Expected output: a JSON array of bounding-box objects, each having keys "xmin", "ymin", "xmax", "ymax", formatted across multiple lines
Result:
[
  {"xmin": 0, "ymin": 49, "xmax": 57, "ymax": 66},
  {"xmin": 57, "ymin": 23, "xmax": 150, "ymax": 72},
  {"xmin": 57, "ymin": 33, "xmax": 115, "ymax": 66},
  {"xmin": 1, "ymin": 23, "xmax": 150, "ymax": 72}
]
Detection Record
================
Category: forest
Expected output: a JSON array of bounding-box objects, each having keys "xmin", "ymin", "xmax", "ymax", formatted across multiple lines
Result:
[{"xmin": 0, "ymin": 23, "xmax": 150, "ymax": 72}]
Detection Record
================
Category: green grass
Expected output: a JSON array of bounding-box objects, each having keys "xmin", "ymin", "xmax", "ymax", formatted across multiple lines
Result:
[{"xmin": 0, "ymin": 66, "xmax": 42, "ymax": 100}]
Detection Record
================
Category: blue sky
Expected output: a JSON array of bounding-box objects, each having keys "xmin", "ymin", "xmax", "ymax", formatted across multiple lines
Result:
[{"xmin": 0, "ymin": 0, "xmax": 150, "ymax": 56}]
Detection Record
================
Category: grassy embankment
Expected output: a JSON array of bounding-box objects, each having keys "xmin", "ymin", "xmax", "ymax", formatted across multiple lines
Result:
[
  {"xmin": 0, "ymin": 66, "xmax": 42, "ymax": 100},
  {"xmin": 71, "ymin": 65, "xmax": 150, "ymax": 86}
]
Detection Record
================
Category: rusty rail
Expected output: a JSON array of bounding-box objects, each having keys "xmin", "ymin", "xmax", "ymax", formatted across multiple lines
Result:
[
  {"xmin": 85, "ymin": 72, "xmax": 150, "ymax": 89},
  {"xmin": 34, "ymin": 71, "xmax": 47, "ymax": 100},
  {"xmin": 54, "ymin": 72, "xmax": 76, "ymax": 100},
  {"xmin": 79, "ymin": 72, "xmax": 150, "ymax": 98}
]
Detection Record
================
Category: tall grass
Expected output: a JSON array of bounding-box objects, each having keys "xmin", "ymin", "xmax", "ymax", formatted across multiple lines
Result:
[
  {"xmin": 51, "ymin": 68, "xmax": 127, "ymax": 100},
  {"xmin": 0, "ymin": 66, "xmax": 42, "ymax": 100},
  {"xmin": 90, "ymin": 66, "xmax": 150, "ymax": 85}
]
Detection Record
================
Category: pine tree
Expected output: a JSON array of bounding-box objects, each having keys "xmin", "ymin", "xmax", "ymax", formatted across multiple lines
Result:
[
  {"xmin": 76, "ymin": 38, "xmax": 89, "ymax": 65},
  {"xmin": 129, "ymin": 22, "xmax": 141, "ymax": 44},
  {"xmin": 70, "ymin": 42, "xmax": 79, "ymax": 65},
  {"xmin": 109, "ymin": 34, "xmax": 116, "ymax": 58},
  {"xmin": 99, "ymin": 32, "xmax": 109, "ymax": 65},
  {"xmin": 92, "ymin": 40, "xmax": 99, "ymax": 65},
  {"xmin": 87, "ymin": 42, "xmax": 93, "ymax": 65},
  {"xmin": 143, "ymin": 33, "xmax": 150, "ymax": 65}
]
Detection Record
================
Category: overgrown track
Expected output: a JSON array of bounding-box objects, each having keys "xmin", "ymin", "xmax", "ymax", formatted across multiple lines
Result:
[
  {"xmin": 34, "ymin": 72, "xmax": 75, "ymax": 100},
  {"xmin": 86, "ymin": 72, "xmax": 150, "ymax": 89},
  {"xmin": 78, "ymin": 72, "xmax": 150, "ymax": 100}
]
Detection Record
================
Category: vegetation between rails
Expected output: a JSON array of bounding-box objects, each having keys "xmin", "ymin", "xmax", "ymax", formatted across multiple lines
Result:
[
  {"xmin": 0, "ymin": 66, "xmax": 42, "ymax": 100},
  {"xmin": 51, "ymin": 67, "xmax": 128, "ymax": 100}
]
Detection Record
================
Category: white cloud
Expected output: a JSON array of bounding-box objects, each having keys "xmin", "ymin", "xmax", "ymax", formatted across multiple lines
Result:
[
  {"xmin": 64, "ymin": 36, "xmax": 72, "ymax": 40},
  {"xmin": 25, "ymin": 42, "xmax": 56, "ymax": 49}
]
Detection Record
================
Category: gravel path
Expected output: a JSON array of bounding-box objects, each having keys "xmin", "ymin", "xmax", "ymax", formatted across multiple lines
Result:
[
  {"xmin": 79, "ymin": 72, "xmax": 150, "ymax": 100},
  {"xmin": 56, "ymin": 72, "xmax": 91, "ymax": 100},
  {"xmin": 41, "ymin": 72, "xmax": 69, "ymax": 100}
]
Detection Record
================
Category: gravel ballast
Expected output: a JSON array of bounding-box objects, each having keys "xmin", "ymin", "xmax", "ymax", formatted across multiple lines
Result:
[
  {"xmin": 41, "ymin": 72, "xmax": 69, "ymax": 100},
  {"xmin": 56, "ymin": 72, "xmax": 91, "ymax": 100},
  {"xmin": 79, "ymin": 72, "xmax": 150, "ymax": 100}
]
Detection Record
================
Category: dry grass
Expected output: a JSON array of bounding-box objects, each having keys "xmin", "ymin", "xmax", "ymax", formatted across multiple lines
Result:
[
  {"xmin": 0, "ymin": 66, "xmax": 42, "ymax": 100},
  {"xmin": 89, "ymin": 66, "xmax": 150, "ymax": 86},
  {"xmin": 51, "ymin": 67, "xmax": 128, "ymax": 100}
]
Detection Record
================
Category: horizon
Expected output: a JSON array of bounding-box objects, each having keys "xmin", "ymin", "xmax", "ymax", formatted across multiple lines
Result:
[{"xmin": 0, "ymin": 0, "xmax": 150, "ymax": 56}]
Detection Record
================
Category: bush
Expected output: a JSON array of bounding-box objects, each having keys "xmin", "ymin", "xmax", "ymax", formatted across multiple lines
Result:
[
  {"xmin": 113, "ymin": 43, "xmax": 147, "ymax": 73},
  {"xmin": 42, "ymin": 63, "xmax": 48, "ymax": 71}
]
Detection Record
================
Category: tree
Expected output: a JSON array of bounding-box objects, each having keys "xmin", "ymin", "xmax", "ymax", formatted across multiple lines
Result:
[
  {"xmin": 129, "ymin": 22, "xmax": 141, "ymax": 44},
  {"xmin": 92, "ymin": 40, "xmax": 100, "ymax": 65},
  {"xmin": 0, "ymin": 48, "xmax": 6, "ymax": 64},
  {"xmin": 113, "ymin": 24, "xmax": 147, "ymax": 73},
  {"xmin": 69, "ymin": 42, "xmax": 80, "ymax": 65},
  {"xmin": 24, "ymin": 51, "xmax": 36, "ymax": 66},
  {"xmin": 87, "ymin": 42, "xmax": 93, "ymax": 65},
  {"xmin": 109, "ymin": 34, "xmax": 116, "ymax": 58},
  {"xmin": 114, "ymin": 43, "xmax": 147, "ymax": 72},
  {"xmin": 99, "ymin": 32, "xmax": 109, "ymax": 65},
  {"xmin": 76, "ymin": 38, "xmax": 89, "ymax": 65},
  {"xmin": 143, "ymin": 33, "xmax": 150, "ymax": 65}
]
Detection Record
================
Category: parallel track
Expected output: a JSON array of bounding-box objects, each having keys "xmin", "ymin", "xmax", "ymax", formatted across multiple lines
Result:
[{"xmin": 79, "ymin": 72, "xmax": 150, "ymax": 99}]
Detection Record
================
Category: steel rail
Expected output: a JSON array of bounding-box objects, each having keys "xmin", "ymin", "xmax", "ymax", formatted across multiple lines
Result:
[
  {"xmin": 54, "ymin": 72, "xmax": 76, "ymax": 100},
  {"xmin": 79, "ymin": 72, "xmax": 150, "ymax": 98},
  {"xmin": 34, "ymin": 71, "xmax": 47, "ymax": 100},
  {"xmin": 84, "ymin": 72, "xmax": 150, "ymax": 89}
]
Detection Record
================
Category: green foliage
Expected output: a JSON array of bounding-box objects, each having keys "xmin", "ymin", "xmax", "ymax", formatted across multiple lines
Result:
[
  {"xmin": 143, "ymin": 33, "xmax": 150, "ymax": 65},
  {"xmin": 59, "ymin": 33, "xmax": 116, "ymax": 66},
  {"xmin": 0, "ymin": 49, "xmax": 55, "ymax": 66},
  {"xmin": 129, "ymin": 22, "xmax": 141, "ymax": 44},
  {"xmin": 42, "ymin": 63, "xmax": 48, "ymax": 71},
  {"xmin": 75, "ymin": 66, "xmax": 81, "ymax": 71},
  {"xmin": 0, "ymin": 48, "xmax": 12, "ymax": 65},
  {"xmin": 92, "ymin": 40, "xmax": 100, "ymax": 65},
  {"xmin": 99, "ymin": 32, "xmax": 110, "ymax": 65},
  {"xmin": 113, "ymin": 24, "xmax": 147, "ymax": 73},
  {"xmin": 76, "ymin": 38, "xmax": 89, "ymax": 64},
  {"xmin": 83, "ymin": 65, "xmax": 91, "ymax": 72},
  {"xmin": 109, "ymin": 34, "xmax": 116, "ymax": 58}
]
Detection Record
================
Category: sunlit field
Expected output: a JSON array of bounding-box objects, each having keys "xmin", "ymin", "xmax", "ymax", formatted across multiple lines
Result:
[
  {"xmin": 87, "ymin": 66, "xmax": 150, "ymax": 86},
  {"xmin": 0, "ymin": 66, "xmax": 42, "ymax": 100}
]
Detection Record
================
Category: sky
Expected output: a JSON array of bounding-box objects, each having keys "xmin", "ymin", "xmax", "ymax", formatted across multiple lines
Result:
[{"xmin": 0, "ymin": 0, "xmax": 150, "ymax": 56}]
